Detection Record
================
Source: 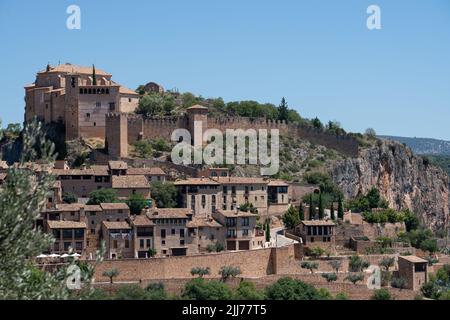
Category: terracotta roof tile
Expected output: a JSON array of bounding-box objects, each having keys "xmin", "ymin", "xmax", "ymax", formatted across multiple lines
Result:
[
  {"xmin": 131, "ymin": 215, "xmax": 154, "ymax": 226},
  {"xmin": 174, "ymin": 178, "xmax": 219, "ymax": 186},
  {"xmin": 301, "ymin": 220, "xmax": 336, "ymax": 226},
  {"xmin": 127, "ymin": 167, "xmax": 165, "ymax": 176},
  {"xmin": 39, "ymin": 63, "xmax": 111, "ymax": 76},
  {"xmin": 187, "ymin": 217, "xmax": 223, "ymax": 228},
  {"xmin": 112, "ymin": 175, "xmax": 150, "ymax": 189},
  {"xmin": 102, "ymin": 221, "xmax": 131, "ymax": 230},
  {"xmin": 100, "ymin": 203, "xmax": 130, "ymax": 211},
  {"xmin": 108, "ymin": 161, "xmax": 128, "ymax": 170},
  {"xmin": 146, "ymin": 208, "xmax": 191, "ymax": 219},
  {"xmin": 217, "ymin": 210, "xmax": 259, "ymax": 218},
  {"xmin": 47, "ymin": 220, "xmax": 87, "ymax": 229}
]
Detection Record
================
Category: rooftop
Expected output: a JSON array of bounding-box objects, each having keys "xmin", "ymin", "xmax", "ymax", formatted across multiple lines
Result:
[
  {"xmin": 267, "ymin": 180, "xmax": 289, "ymax": 187},
  {"xmin": 112, "ymin": 175, "xmax": 150, "ymax": 189},
  {"xmin": 186, "ymin": 104, "xmax": 208, "ymax": 110},
  {"xmin": 146, "ymin": 208, "xmax": 192, "ymax": 219},
  {"xmin": 174, "ymin": 177, "xmax": 220, "ymax": 186},
  {"xmin": 54, "ymin": 203, "xmax": 85, "ymax": 212},
  {"xmin": 47, "ymin": 220, "xmax": 87, "ymax": 229},
  {"xmin": 100, "ymin": 203, "xmax": 130, "ymax": 211},
  {"xmin": 301, "ymin": 220, "xmax": 336, "ymax": 226},
  {"xmin": 187, "ymin": 217, "xmax": 223, "ymax": 228},
  {"xmin": 399, "ymin": 255, "xmax": 428, "ymax": 264},
  {"xmin": 214, "ymin": 177, "xmax": 267, "ymax": 185},
  {"xmin": 108, "ymin": 161, "xmax": 128, "ymax": 170},
  {"xmin": 131, "ymin": 215, "xmax": 154, "ymax": 226},
  {"xmin": 127, "ymin": 167, "xmax": 165, "ymax": 176},
  {"xmin": 102, "ymin": 221, "xmax": 131, "ymax": 230},
  {"xmin": 39, "ymin": 63, "xmax": 111, "ymax": 76},
  {"xmin": 217, "ymin": 210, "xmax": 259, "ymax": 218}
]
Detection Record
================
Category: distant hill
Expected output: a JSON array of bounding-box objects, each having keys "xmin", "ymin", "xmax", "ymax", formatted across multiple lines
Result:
[{"xmin": 378, "ymin": 135, "xmax": 450, "ymax": 156}]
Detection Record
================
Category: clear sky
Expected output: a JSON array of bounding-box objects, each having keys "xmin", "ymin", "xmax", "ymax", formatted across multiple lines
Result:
[{"xmin": 0, "ymin": 0, "xmax": 449, "ymax": 140}]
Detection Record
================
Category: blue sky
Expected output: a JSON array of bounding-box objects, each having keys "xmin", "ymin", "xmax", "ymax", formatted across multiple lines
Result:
[{"xmin": 0, "ymin": 0, "xmax": 449, "ymax": 140}]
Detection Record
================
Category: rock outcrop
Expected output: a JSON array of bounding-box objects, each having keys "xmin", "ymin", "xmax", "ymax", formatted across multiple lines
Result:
[{"xmin": 332, "ymin": 140, "xmax": 449, "ymax": 231}]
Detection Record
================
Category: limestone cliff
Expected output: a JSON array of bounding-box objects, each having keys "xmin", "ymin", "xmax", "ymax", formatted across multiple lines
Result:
[{"xmin": 331, "ymin": 140, "xmax": 449, "ymax": 231}]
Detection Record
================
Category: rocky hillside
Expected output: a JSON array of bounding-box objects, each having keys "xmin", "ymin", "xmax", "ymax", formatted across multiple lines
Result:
[
  {"xmin": 331, "ymin": 140, "xmax": 449, "ymax": 231},
  {"xmin": 379, "ymin": 135, "xmax": 450, "ymax": 155}
]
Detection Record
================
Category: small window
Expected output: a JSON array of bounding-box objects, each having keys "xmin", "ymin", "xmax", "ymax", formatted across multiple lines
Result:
[
  {"xmin": 86, "ymin": 113, "xmax": 90, "ymax": 119},
  {"xmin": 93, "ymin": 122, "xmax": 96, "ymax": 127},
  {"xmin": 95, "ymin": 102, "xmax": 101, "ymax": 107}
]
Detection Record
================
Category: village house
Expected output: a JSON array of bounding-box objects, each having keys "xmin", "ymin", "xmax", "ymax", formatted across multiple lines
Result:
[
  {"xmin": 398, "ymin": 255, "xmax": 428, "ymax": 291},
  {"xmin": 296, "ymin": 220, "xmax": 336, "ymax": 253}
]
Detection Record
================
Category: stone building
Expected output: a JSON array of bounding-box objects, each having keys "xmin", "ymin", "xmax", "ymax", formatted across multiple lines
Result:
[
  {"xmin": 296, "ymin": 220, "xmax": 336, "ymax": 253},
  {"xmin": 398, "ymin": 255, "xmax": 428, "ymax": 291},
  {"xmin": 24, "ymin": 63, "xmax": 139, "ymax": 140}
]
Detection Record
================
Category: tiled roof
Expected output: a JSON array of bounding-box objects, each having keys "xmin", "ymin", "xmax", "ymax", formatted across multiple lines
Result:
[
  {"xmin": 39, "ymin": 63, "xmax": 111, "ymax": 76},
  {"xmin": 131, "ymin": 215, "xmax": 154, "ymax": 226},
  {"xmin": 102, "ymin": 221, "xmax": 131, "ymax": 230},
  {"xmin": 146, "ymin": 208, "xmax": 191, "ymax": 219},
  {"xmin": 174, "ymin": 178, "xmax": 220, "ymax": 186},
  {"xmin": 91, "ymin": 165, "xmax": 110, "ymax": 176},
  {"xmin": 187, "ymin": 217, "xmax": 223, "ymax": 228},
  {"xmin": 47, "ymin": 220, "xmax": 86, "ymax": 229},
  {"xmin": 186, "ymin": 104, "xmax": 208, "ymax": 110},
  {"xmin": 100, "ymin": 203, "xmax": 130, "ymax": 211},
  {"xmin": 217, "ymin": 210, "xmax": 259, "ymax": 218},
  {"xmin": 267, "ymin": 180, "xmax": 289, "ymax": 187},
  {"xmin": 55, "ymin": 203, "xmax": 85, "ymax": 211},
  {"xmin": 214, "ymin": 177, "xmax": 267, "ymax": 185},
  {"xmin": 301, "ymin": 220, "xmax": 336, "ymax": 226},
  {"xmin": 112, "ymin": 175, "xmax": 150, "ymax": 189},
  {"xmin": 84, "ymin": 205, "xmax": 102, "ymax": 211},
  {"xmin": 399, "ymin": 255, "xmax": 428, "ymax": 263},
  {"xmin": 119, "ymin": 85, "xmax": 139, "ymax": 96},
  {"xmin": 127, "ymin": 167, "xmax": 165, "ymax": 176},
  {"xmin": 51, "ymin": 168, "xmax": 94, "ymax": 176},
  {"xmin": 108, "ymin": 161, "xmax": 128, "ymax": 170}
]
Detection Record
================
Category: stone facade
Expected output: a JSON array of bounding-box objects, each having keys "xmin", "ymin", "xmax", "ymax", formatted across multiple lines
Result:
[{"xmin": 24, "ymin": 63, "xmax": 139, "ymax": 141}]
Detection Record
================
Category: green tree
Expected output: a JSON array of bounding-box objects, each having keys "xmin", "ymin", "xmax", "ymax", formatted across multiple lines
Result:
[
  {"xmin": 265, "ymin": 277, "xmax": 330, "ymax": 300},
  {"xmin": 299, "ymin": 203, "xmax": 305, "ymax": 220},
  {"xmin": 4, "ymin": 122, "xmax": 22, "ymax": 139},
  {"xmin": 301, "ymin": 261, "xmax": 319, "ymax": 274},
  {"xmin": 420, "ymin": 238, "xmax": 438, "ymax": 254},
  {"xmin": 345, "ymin": 273, "xmax": 364, "ymax": 285},
  {"xmin": 338, "ymin": 195, "xmax": 344, "ymax": 219},
  {"xmin": 330, "ymin": 202, "xmax": 335, "ymax": 220},
  {"xmin": 366, "ymin": 187, "xmax": 381, "ymax": 209},
  {"xmin": 87, "ymin": 188, "xmax": 118, "ymax": 205},
  {"xmin": 150, "ymin": 181, "xmax": 178, "ymax": 208},
  {"xmin": 371, "ymin": 288, "xmax": 392, "ymax": 300},
  {"xmin": 115, "ymin": 284, "xmax": 147, "ymax": 300},
  {"xmin": 318, "ymin": 192, "xmax": 324, "ymax": 220},
  {"xmin": 127, "ymin": 193, "xmax": 147, "ymax": 215},
  {"xmin": 265, "ymin": 222, "xmax": 271, "ymax": 242},
  {"xmin": 328, "ymin": 260, "xmax": 342, "ymax": 273},
  {"xmin": 136, "ymin": 93, "xmax": 165, "ymax": 117},
  {"xmin": 62, "ymin": 191, "xmax": 78, "ymax": 204},
  {"xmin": 234, "ymin": 281, "xmax": 265, "ymax": 300},
  {"xmin": 145, "ymin": 282, "xmax": 167, "ymax": 300},
  {"xmin": 191, "ymin": 267, "xmax": 211, "ymax": 278},
  {"xmin": 182, "ymin": 278, "xmax": 233, "ymax": 300},
  {"xmin": 102, "ymin": 268, "xmax": 119, "ymax": 284},
  {"xmin": 133, "ymin": 140, "xmax": 153, "ymax": 158},
  {"xmin": 282, "ymin": 206, "xmax": 300, "ymax": 229},
  {"xmin": 335, "ymin": 292, "xmax": 349, "ymax": 300},
  {"xmin": 403, "ymin": 209, "xmax": 420, "ymax": 232},
  {"xmin": 322, "ymin": 273, "xmax": 338, "ymax": 283},
  {"xmin": 278, "ymin": 97, "xmax": 289, "ymax": 121},
  {"xmin": 379, "ymin": 257, "xmax": 395, "ymax": 271},
  {"xmin": 311, "ymin": 117, "xmax": 323, "ymax": 130},
  {"xmin": 219, "ymin": 266, "xmax": 241, "ymax": 282},
  {"xmin": 309, "ymin": 194, "xmax": 315, "ymax": 219},
  {"xmin": 308, "ymin": 247, "xmax": 325, "ymax": 258},
  {"xmin": 348, "ymin": 255, "xmax": 369, "ymax": 272}
]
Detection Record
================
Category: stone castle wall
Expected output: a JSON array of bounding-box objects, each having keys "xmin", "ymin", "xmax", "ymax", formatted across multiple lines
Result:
[{"xmin": 105, "ymin": 112, "xmax": 359, "ymax": 159}]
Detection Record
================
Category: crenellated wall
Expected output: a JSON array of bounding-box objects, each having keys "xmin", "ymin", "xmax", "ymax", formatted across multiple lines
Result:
[{"xmin": 105, "ymin": 110, "xmax": 359, "ymax": 159}]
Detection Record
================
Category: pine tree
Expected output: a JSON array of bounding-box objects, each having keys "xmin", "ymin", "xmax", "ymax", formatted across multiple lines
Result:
[
  {"xmin": 92, "ymin": 64, "xmax": 97, "ymax": 86},
  {"xmin": 278, "ymin": 97, "xmax": 289, "ymax": 122},
  {"xmin": 265, "ymin": 222, "xmax": 271, "ymax": 242},
  {"xmin": 309, "ymin": 194, "xmax": 315, "ymax": 220},
  {"xmin": 318, "ymin": 192, "xmax": 324, "ymax": 220},
  {"xmin": 338, "ymin": 195, "xmax": 344, "ymax": 219},
  {"xmin": 330, "ymin": 202, "xmax": 335, "ymax": 220},
  {"xmin": 299, "ymin": 203, "xmax": 305, "ymax": 221}
]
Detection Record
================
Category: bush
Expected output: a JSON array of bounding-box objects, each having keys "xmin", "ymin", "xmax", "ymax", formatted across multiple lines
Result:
[
  {"xmin": 300, "ymin": 261, "xmax": 319, "ymax": 274},
  {"xmin": 145, "ymin": 282, "xmax": 167, "ymax": 300},
  {"xmin": 345, "ymin": 273, "xmax": 364, "ymax": 285},
  {"xmin": 219, "ymin": 266, "xmax": 241, "ymax": 281},
  {"xmin": 335, "ymin": 292, "xmax": 349, "ymax": 300},
  {"xmin": 133, "ymin": 140, "xmax": 153, "ymax": 158},
  {"xmin": 127, "ymin": 193, "xmax": 147, "ymax": 215},
  {"xmin": 191, "ymin": 267, "xmax": 211, "ymax": 278},
  {"xmin": 321, "ymin": 273, "xmax": 338, "ymax": 283},
  {"xmin": 348, "ymin": 255, "xmax": 369, "ymax": 272},
  {"xmin": 234, "ymin": 281, "xmax": 265, "ymax": 300},
  {"xmin": 115, "ymin": 284, "xmax": 148, "ymax": 300},
  {"xmin": 391, "ymin": 277, "xmax": 407, "ymax": 290},
  {"xmin": 282, "ymin": 206, "xmax": 300, "ymax": 229},
  {"xmin": 182, "ymin": 278, "xmax": 233, "ymax": 300},
  {"xmin": 265, "ymin": 277, "xmax": 331, "ymax": 300},
  {"xmin": 371, "ymin": 288, "xmax": 392, "ymax": 300},
  {"xmin": 62, "ymin": 192, "xmax": 78, "ymax": 204},
  {"xmin": 87, "ymin": 189, "xmax": 118, "ymax": 205},
  {"xmin": 150, "ymin": 182, "xmax": 178, "ymax": 208}
]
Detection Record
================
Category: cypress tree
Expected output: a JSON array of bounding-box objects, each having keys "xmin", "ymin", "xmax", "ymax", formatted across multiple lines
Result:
[
  {"xmin": 309, "ymin": 194, "xmax": 315, "ymax": 220},
  {"xmin": 338, "ymin": 195, "xmax": 344, "ymax": 219},
  {"xmin": 318, "ymin": 192, "xmax": 324, "ymax": 220},
  {"xmin": 92, "ymin": 64, "xmax": 97, "ymax": 86},
  {"xmin": 330, "ymin": 202, "xmax": 335, "ymax": 220},
  {"xmin": 265, "ymin": 222, "xmax": 271, "ymax": 242},
  {"xmin": 278, "ymin": 97, "xmax": 289, "ymax": 121},
  {"xmin": 299, "ymin": 203, "xmax": 305, "ymax": 221}
]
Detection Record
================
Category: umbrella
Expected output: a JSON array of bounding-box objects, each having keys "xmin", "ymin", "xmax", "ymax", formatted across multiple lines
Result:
[
  {"xmin": 71, "ymin": 253, "xmax": 81, "ymax": 259},
  {"xmin": 60, "ymin": 253, "xmax": 70, "ymax": 258},
  {"xmin": 49, "ymin": 254, "xmax": 60, "ymax": 258},
  {"xmin": 36, "ymin": 254, "xmax": 48, "ymax": 259}
]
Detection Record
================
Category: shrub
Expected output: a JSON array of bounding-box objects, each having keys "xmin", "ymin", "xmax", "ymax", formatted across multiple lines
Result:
[
  {"xmin": 371, "ymin": 288, "xmax": 392, "ymax": 300},
  {"xmin": 102, "ymin": 268, "xmax": 119, "ymax": 284},
  {"xmin": 191, "ymin": 267, "xmax": 211, "ymax": 278},
  {"xmin": 300, "ymin": 261, "xmax": 319, "ymax": 274},
  {"xmin": 345, "ymin": 273, "xmax": 364, "ymax": 285},
  {"xmin": 115, "ymin": 284, "xmax": 147, "ymax": 300},
  {"xmin": 391, "ymin": 277, "xmax": 407, "ymax": 290},
  {"xmin": 335, "ymin": 292, "xmax": 349, "ymax": 300},
  {"xmin": 234, "ymin": 281, "xmax": 265, "ymax": 300},
  {"xmin": 321, "ymin": 273, "xmax": 338, "ymax": 283},
  {"xmin": 348, "ymin": 255, "xmax": 369, "ymax": 272},
  {"xmin": 127, "ymin": 193, "xmax": 147, "ymax": 215},
  {"xmin": 145, "ymin": 282, "xmax": 167, "ymax": 300},
  {"xmin": 182, "ymin": 278, "xmax": 233, "ymax": 300},
  {"xmin": 379, "ymin": 257, "xmax": 395, "ymax": 271},
  {"xmin": 265, "ymin": 277, "xmax": 331, "ymax": 300},
  {"xmin": 219, "ymin": 266, "xmax": 241, "ymax": 281},
  {"xmin": 87, "ymin": 188, "xmax": 118, "ymax": 205},
  {"xmin": 328, "ymin": 260, "xmax": 342, "ymax": 273},
  {"xmin": 62, "ymin": 192, "xmax": 78, "ymax": 204}
]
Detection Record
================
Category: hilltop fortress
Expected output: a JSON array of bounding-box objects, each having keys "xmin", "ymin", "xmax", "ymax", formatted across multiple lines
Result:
[
  {"xmin": 24, "ymin": 64, "xmax": 359, "ymax": 159},
  {"xmin": 105, "ymin": 106, "xmax": 359, "ymax": 159}
]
